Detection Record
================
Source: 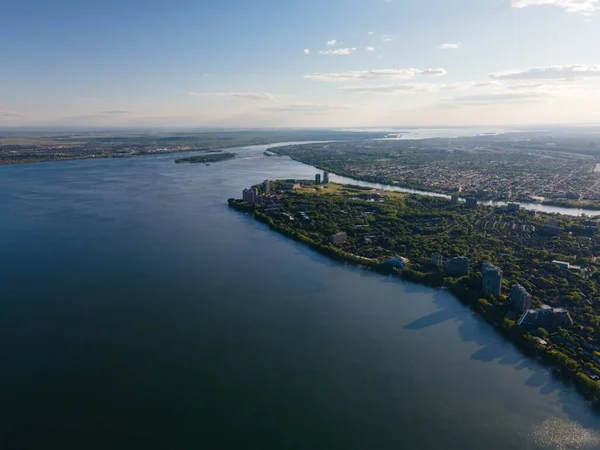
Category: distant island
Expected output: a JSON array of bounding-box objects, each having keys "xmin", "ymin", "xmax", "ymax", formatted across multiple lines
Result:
[
  {"xmin": 175, "ymin": 152, "xmax": 236, "ymax": 164},
  {"xmin": 229, "ymin": 178, "xmax": 600, "ymax": 404}
]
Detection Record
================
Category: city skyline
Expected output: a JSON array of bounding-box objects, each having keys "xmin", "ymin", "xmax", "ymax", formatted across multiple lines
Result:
[{"xmin": 1, "ymin": 0, "xmax": 600, "ymax": 128}]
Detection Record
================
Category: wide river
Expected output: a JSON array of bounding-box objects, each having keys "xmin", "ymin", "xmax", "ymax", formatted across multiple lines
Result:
[{"xmin": 1, "ymin": 143, "xmax": 600, "ymax": 449}]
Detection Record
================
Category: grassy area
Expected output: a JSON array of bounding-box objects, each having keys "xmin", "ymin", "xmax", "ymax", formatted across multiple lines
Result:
[{"xmin": 296, "ymin": 182, "xmax": 406, "ymax": 200}]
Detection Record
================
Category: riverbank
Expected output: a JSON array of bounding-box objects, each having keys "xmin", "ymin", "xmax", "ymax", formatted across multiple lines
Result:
[
  {"xmin": 270, "ymin": 143, "xmax": 600, "ymax": 213},
  {"xmin": 228, "ymin": 184, "xmax": 600, "ymax": 406}
]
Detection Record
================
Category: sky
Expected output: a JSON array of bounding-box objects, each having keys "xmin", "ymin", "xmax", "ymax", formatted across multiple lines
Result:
[{"xmin": 1, "ymin": 0, "xmax": 600, "ymax": 128}]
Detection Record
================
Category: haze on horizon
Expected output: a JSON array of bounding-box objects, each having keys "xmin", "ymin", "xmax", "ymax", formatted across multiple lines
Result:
[{"xmin": 1, "ymin": 0, "xmax": 600, "ymax": 129}]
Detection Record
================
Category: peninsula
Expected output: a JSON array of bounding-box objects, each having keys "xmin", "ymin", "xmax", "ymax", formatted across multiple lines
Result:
[
  {"xmin": 270, "ymin": 130, "xmax": 600, "ymax": 210},
  {"xmin": 229, "ymin": 178, "xmax": 600, "ymax": 403}
]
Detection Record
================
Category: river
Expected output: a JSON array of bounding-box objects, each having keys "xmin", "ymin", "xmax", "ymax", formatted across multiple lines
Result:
[{"xmin": 0, "ymin": 143, "xmax": 599, "ymax": 449}]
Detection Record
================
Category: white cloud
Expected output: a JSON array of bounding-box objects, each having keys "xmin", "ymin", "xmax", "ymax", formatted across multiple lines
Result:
[
  {"xmin": 303, "ymin": 49, "xmax": 311, "ymax": 55},
  {"xmin": 188, "ymin": 91, "xmax": 278, "ymax": 101},
  {"xmin": 382, "ymin": 35, "xmax": 394, "ymax": 42},
  {"xmin": 339, "ymin": 84, "xmax": 434, "ymax": 94},
  {"xmin": 319, "ymin": 48, "xmax": 356, "ymax": 56},
  {"xmin": 304, "ymin": 68, "xmax": 447, "ymax": 82},
  {"xmin": 367, "ymin": 31, "xmax": 375, "ymax": 35},
  {"xmin": 326, "ymin": 39, "xmax": 338, "ymax": 46},
  {"xmin": 510, "ymin": 0, "xmax": 599, "ymax": 14},
  {"xmin": 98, "ymin": 110, "xmax": 139, "ymax": 115},
  {"xmin": 262, "ymin": 103, "xmax": 353, "ymax": 113},
  {"xmin": 449, "ymin": 92, "xmax": 549, "ymax": 105},
  {"xmin": 438, "ymin": 43, "xmax": 462, "ymax": 50},
  {"xmin": 490, "ymin": 64, "xmax": 600, "ymax": 80},
  {"xmin": 366, "ymin": 46, "xmax": 376, "ymax": 52}
]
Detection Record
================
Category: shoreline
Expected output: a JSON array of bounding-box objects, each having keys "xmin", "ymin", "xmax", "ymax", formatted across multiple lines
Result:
[
  {"xmin": 274, "ymin": 153, "xmax": 600, "ymax": 212},
  {"xmin": 228, "ymin": 198, "xmax": 600, "ymax": 408}
]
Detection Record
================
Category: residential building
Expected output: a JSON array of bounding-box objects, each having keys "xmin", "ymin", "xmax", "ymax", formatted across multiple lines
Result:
[
  {"xmin": 262, "ymin": 180, "xmax": 270, "ymax": 193},
  {"xmin": 323, "ymin": 171, "xmax": 330, "ymax": 184},
  {"xmin": 450, "ymin": 194, "xmax": 459, "ymax": 205},
  {"xmin": 542, "ymin": 220, "xmax": 563, "ymax": 235},
  {"xmin": 466, "ymin": 197, "xmax": 478, "ymax": 209},
  {"xmin": 329, "ymin": 232, "xmax": 347, "ymax": 245},
  {"xmin": 315, "ymin": 173, "xmax": 321, "ymax": 185},
  {"xmin": 507, "ymin": 203, "xmax": 520, "ymax": 212},
  {"xmin": 511, "ymin": 284, "xmax": 532, "ymax": 313},
  {"xmin": 482, "ymin": 262, "xmax": 502, "ymax": 297},
  {"xmin": 242, "ymin": 188, "xmax": 256, "ymax": 204},
  {"xmin": 446, "ymin": 256, "xmax": 470, "ymax": 277},
  {"xmin": 517, "ymin": 305, "xmax": 573, "ymax": 330},
  {"xmin": 431, "ymin": 253, "xmax": 444, "ymax": 267}
]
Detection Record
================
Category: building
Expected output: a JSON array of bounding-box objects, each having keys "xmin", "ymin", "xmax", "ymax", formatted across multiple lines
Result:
[
  {"xmin": 446, "ymin": 256, "xmax": 470, "ymax": 277},
  {"xmin": 482, "ymin": 262, "xmax": 502, "ymax": 297},
  {"xmin": 262, "ymin": 180, "xmax": 270, "ymax": 193},
  {"xmin": 329, "ymin": 232, "xmax": 347, "ymax": 245},
  {"xmin": 431, "ymin": 253, "xmax": 444, "ymax": 267},
  {"xmin": 383, "ymin": 256, "xmax": 409, "ymax": 269},
  {"xmin": 315, "ymin": 173, "xmax": 321, "ymax": 185},
  {"xmin": 466, "ymin": 197, "xmax": 478, "ymax": 209},
  {"xmin": 507, "ymin": 203, "xmax": 520, "ymax": 212},
  {"xmin": 323, "ymin": 171, "xmax": 330, "ymax": 184},
  {"xmin": 542, "ymin": 220, "xmax": 563, "ymax": 235},
  {"xmin": 242, "ymin": 188, "xmax": 257, "ymax": 204},
  {"xmin": 450, "ymin": 194, "xmax": 459, "ymax": 205},
  {"xmin": 517, "ymin": 305, "xmax": 573, "ymax": 330},
  {"xmin": 511, "ymin": 284, "xmax": 532, "ymax": 313}
]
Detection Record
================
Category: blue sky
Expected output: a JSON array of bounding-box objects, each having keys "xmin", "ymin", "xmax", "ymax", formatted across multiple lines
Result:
[{"xmin": 1, "ymin": 0, "xmax": 599, "ymax": 127}]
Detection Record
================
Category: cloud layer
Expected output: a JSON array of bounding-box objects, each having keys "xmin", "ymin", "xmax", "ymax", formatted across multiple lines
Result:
[
  {"xmin": 438, "ymin": 43, "xmax": 461, "ymax": 50},
  {"xmin": 319, "ymin": 48, "xmax": 356, "ymax": 56},
  {"xmin": 0, "ymin": 111, "xmax": 25, "ymax": 117},
  {"xmin": 510, "ymin": 0, "xmax": 599, "ymax": 14},
  {"xmin": 188, "ymin": 91, "xmax": 278, "ymax": 100},
  {"xmin": 304, "ymin": 68, "xmax": 447, "ymax": 82},
  {"xmin": 490, "ymin": 64, "xmax": 600, "ymax": 80}
]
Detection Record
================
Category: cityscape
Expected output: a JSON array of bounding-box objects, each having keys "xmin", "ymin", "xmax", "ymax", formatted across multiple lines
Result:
[
  {"xmin": 231, "ymin": 170, "xmax": 600, "ymax": 392},
  {"xmin": 272, "ymin": 132, "xmax": 600, "ymax": 209}
]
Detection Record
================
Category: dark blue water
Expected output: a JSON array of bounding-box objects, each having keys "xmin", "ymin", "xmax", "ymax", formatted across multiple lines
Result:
[{"xmin": 1, "ymin": 145, "xmax": 599, "ymax": 449}]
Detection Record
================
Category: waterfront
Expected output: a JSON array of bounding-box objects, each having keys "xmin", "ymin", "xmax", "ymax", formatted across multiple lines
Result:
[{"xmin": 1, "ymin": 143, "xmax": 600, "ymax": 449}]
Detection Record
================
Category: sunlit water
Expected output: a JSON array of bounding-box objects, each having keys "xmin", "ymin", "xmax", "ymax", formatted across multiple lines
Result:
[{"xmin": 0, "ymin": 142, "xmax": 599, "ymax": 449}]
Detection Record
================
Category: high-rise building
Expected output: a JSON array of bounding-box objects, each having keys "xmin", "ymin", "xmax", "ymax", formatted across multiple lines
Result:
[
  {"xmin": 517, "ymin": 305, "xmax": 573, "ymax": 329},
  {"xmin": 323, "ymin": 171, "xmax": 330, "ymax": 184},
  {"xmin": 315, "ymin": 174, "xmax": 321, "ymax": 185},
  {"xmin": 242, "ymin": 187, "xmax": 258, "ymax": 204},
  {"xmin": 431, "ymin": 253, "xmax": 444, "ymax": 267},
  {"xmin": 242, "ymin": 189, "xmax": 251, "ymax": 203},
  {"xmin": 446, "ymin": 256, "xmax": 470, "ymax": 277},
  {"xmin": 511, "ymin": 284, "xmax": 532, "ymax": 313},
  {"xmin": 482, "ymin": 262, "xmax": 502, "ymax": 297},
  {"xmin": 450, "ymin": 194, "xmax": 459, "ymax": 205},
  {"xmin": 466, "ymin": 197, "xmax": 478, "ymax": 209},
  {"xmin": 262, "ymin": 180, "xmax": 270, "ymax": 193}
]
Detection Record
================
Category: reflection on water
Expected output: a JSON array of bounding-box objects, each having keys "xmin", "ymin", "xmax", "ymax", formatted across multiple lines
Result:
[{"xmin": 533, "ymin": 418, "xmax": 600, "ymax": 449}]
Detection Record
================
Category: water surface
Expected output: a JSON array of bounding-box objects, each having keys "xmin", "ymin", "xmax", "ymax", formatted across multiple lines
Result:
[{"xmin": 0, "ymin": 145, "xmax": 599, "ymax": 449}]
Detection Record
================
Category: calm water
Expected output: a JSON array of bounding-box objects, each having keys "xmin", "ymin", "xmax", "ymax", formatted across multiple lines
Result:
[{"xmin": 1, "ymin": 144, "xmax": 600, "ymax": 449}]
